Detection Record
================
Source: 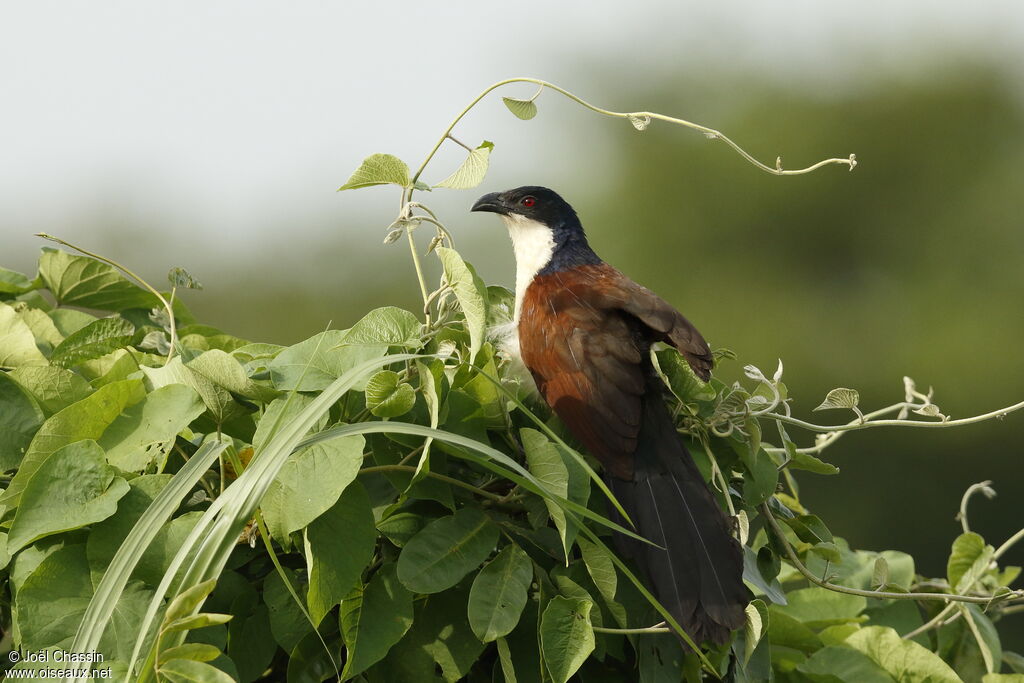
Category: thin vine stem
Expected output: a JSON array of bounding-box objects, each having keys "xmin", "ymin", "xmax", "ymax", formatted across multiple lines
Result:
[
  {"xmin": 359, "ymin": 464, "xmax": 505, "ymax": 502},
  {"xmin": 36, "ymin": 232, "xmax": 178, "ymax": 365},
  {"xmin": 406, "ymin": 77, "xmax": 856, "ymax": 199},
  {"xmin": 760, "ymin": 503, "xmax": 1023, "ymax": 606},
  {"xmin": 764, "ymin": 399, "xmax": 1024, "ymax": 435},
  {"xmin": 592, "ymin": 624, "xmax": 671, "ymax": 635}
]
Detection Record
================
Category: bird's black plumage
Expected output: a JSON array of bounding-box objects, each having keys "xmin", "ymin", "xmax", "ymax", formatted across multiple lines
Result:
[{"xmin": 473, "ymin": 186, "xmax": 750, "ymax": 645}]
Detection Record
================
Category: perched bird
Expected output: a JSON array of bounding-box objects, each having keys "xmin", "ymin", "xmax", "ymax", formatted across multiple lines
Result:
[{"xmin": 472, "ymin": 186, "xmax": 750, "ymax": 645}]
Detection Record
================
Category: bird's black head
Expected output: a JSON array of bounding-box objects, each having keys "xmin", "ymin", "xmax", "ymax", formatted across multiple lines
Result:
[
  {"xmin": 471, "ymin": 186, "xmax": 577, "ymax": 227},
  {"xmin": 471, "ymin": 186, "xmax": 601, "ymax": 274}
]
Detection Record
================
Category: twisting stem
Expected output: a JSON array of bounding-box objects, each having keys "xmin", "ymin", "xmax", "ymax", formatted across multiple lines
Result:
[
  {"xmin": 760, "ymin": 503, "xmax": 1022, "ymax": 606},
  {"xmin": 407, "ymin": 77, "xmax": 856, "ymax": 197},
  {"xmin": 995, "ymin": 526, "xmax": 1024, "ymax": 561},
  {"xmin": 36, "ymin": 233, "xmax": 178, "ymax": 366},
  {"xmin": 957, "ymin": 481, "xmax": 994, "ymax": 534},
  {"xmin": 765, "ymin": 399, "xmax": 1024, "ymax": 435}
]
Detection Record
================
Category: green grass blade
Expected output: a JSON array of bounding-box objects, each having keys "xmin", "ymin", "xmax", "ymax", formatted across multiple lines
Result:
[{"xmin": 68, "ymin": 438, "xmax": 229, "ymax": 683}]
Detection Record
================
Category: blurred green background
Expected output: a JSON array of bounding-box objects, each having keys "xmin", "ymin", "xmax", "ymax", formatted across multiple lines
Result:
[{"xmin": 4, "ymin": 2, "xmax": 1022, "ymax": 634}]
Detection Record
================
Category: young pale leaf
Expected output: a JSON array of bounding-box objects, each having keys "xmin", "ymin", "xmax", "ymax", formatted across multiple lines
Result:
[
  {"xmin": 496, "ymin": 637, "xmax": 517, "ymax": 683},
  {"xmin": 872, "ymin": 556, "xmax": 890, "ymax": 588},
  {"xmin": 0, "ymin": 302, "xmax": 49, "ymax": 368},
  {"xmin": 960, "ymin": 603, "xmax": 1001, "ymax": 675},
  {"xmin": 268, "ymin": 329, "xmax": 387, "ymax": 392},
  {"xmin": 540, "ymin": 596, "xmax": 595, "ymax": 683},
  {"xmin": 627, "ymin": 114, "xmax": 650, "ymax": 130},
  {"xmin": 0, "ymin": 266, "xmax": 36, "ymax": 295},
  {"xmin": 158, "ymin": 658, "xmax": 235, "ymax": 683},
  {"xmin": 158, "ymin": 643, "xmax": 221, "ymax": 664},
  {"xmin": 577, "ymin": 537, "xmax": 617, "ymax": 604},
  {"xmin": 947, "ymin": 531, "xmax": 995, "ymax": 593},
  {"xmin": 397, "ymin": 507, "xmax": 498, "ymax": 594},
  {"xmin": 97, "ymin": 383, "xmax": 205, "ymax": 471},
  {"xmin": 743, "ymin": 599, "xmax": 769, "ymax": 666},
  {"xmin": 502, "ymin": 97, "xmax": 537, "ymax": 120},
  {"xmin": 38, "ymin": 248, "xmax": 161, "ymax": 311},
  {"xmin": 364, "ymin": 370, "xmax": 416, "ymax": 418},
  {"xmin": 521, "ymin": 428, "xmax": 574, "ymax": 560},
  {"xmin": 167, "ymin": 267, "xmax": 203, "ymax": 290},
  {"xmin": 340, "ymin": 564, "xmax": 414, "ymax": 679},
  {"xmin": 7, "ymin": 365, "xmax": 93, "ymax": 416},
  {"xmin": 814, "ymin": 387, "xmax": 860, "ymax": 411},
  {"xmin": 7, "ymin": 440, "xmax": 130, "ymax": 553},
  {"xmin": 434, "ymin": 141, "xmax": 494, "ymax": 190},
  {"xmin": 343, "ymin": 306, "xmax": 422, "ymax": 348},
  {"xmin": 338, "ymin": 153, "xmax": 410, "ymax": 191},
  {"xmin": 468, "ymin": 544, "xmax": 533, "ymax": 642},
  {"xmin": 435, "ymin": 247, "xmax": 488, "ymax": 362}
]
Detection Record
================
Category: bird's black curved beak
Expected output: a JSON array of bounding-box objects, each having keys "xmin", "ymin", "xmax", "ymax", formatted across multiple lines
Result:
[{"xmin": 471, "ymin": 192, "xmax": 508, "ymax": 215}]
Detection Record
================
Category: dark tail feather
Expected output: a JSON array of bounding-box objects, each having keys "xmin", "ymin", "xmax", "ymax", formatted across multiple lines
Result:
[{"xmin": 607, "ymin": 383, "xmax": 750, "ymax": 645}]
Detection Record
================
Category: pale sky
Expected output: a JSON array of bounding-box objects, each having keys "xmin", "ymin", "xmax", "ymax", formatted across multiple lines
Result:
[{"xmin": 3, "ymin": 1, "xmax": 1023, "ymax": 275}]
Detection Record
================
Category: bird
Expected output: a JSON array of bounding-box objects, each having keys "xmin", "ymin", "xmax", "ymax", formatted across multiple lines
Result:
[{"xmin": 471, "ymin": 186, "xmax": 750, "ymax": 646}]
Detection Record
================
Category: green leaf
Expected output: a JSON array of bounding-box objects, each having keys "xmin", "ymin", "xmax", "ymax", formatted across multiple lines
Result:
[
  {"xmin": 142, "ymin": 357, "xmax": 247, "ymax": 425},
  {"xmin": 269, "ymin": 329, "xmax": 387, "ymax": 392},
  {"xmin": 304, "ymin": 481, "xmax": 376, "ymax": 625},
  {"xmin": 16, "ymin": 544, "xmax": 92, "ymax": 649},
  {"xmin": 468, "ymin": 544, "xmax": 533, "ymax": 642},
  {"xmin": 8, "ymin": 440, "xmax": 129, "ymax": 553},
  {"xmin": 496, "ymin": 637, "xmax": 517, "ymax": 683},
  {"xmin": 0, "ymin": 302, "xmax": 48, "ymax": 368},
  {"xmin": 434, "ymin": 140, "xmax": 494, "ymax": 190},
  {"xmin": 435, "ymin": 247, "xmax": 488, "ymax": 363},
  {"xmin": 948, "ymin": 532, "xmax": 995, "ymax": 593},
  {"xmin": 97, "ymin": 383, "xmax": 205, "ymax": 471},
  {"xmin": 577, "ymin": 537, "xmax": 617, "ymax": 604},
  {"xmin": 163, "ymin": 613, "xmax": 233, "ymax": 633},
  {"xmin": 961, "ymin": 603, "xmax": 1001, "ymax": 676},
  {"xmin": 7, "ymin": 365, "xmax": 93, "ymax": 416},
  {"xmin": 379, "ymin": 581, "xmax": 484, "ymax": 683},
  {"xmin": 261, "ymin": 431, "xmax": 365, "ymax": 541},
  {"xmin": 788, "ymin": 449, "xmax": 840, "ymax": 475},
  {"xmin": 743, "ymin": 599, "xmax": 769, "ymax": 666},
  {"xmin": 983, "ymin": 675, "xmax": 1024, "ymax": 683},
  {"xmin": 872, "ymin": 556, "xmax": 890, "ymax": 589},
  {"xmin": 798, "ymin": 645, "xmax": 894, "ymax": 682},
  {"xmin": 15, "ymin": 306, "xmax": 64, "ymax": 349},
  {"xmin": 397, "ymin": 507, "xmax": 498, "ymax": 594},
  {"xmin": 38, "ymin": 248, "xmax": 161, "ymax": 310},
  {"xmin": 263, "ymin": 569, "xmax": 311, "ymax": 653},
  {"xmin": 49, "ymin": 317, "xmax": 136, "ymax": 368},
  {"xmin": 168, "ymin": 267, "xmax": 203, "ymax": 290},
  {"xmin": 1, "ymin": 378, "xmax": 145, "ymax": 507},
  {"xmin": 502, "ymin": 97, "xmax": 538, "ymax": 120},
  {"xmin": 165, "ymin": 579, "xmax": 220, "ymax": 626},
  {"xmin": 377, "ymin": 511, "xmax": 430, "ymax": 548},
  {"xmin": 364, "ymin": 370, "xmax": 417, "ymax": 418},
  {"xmin": 845, "ymin": 625, "xmax": 960, "ymax": 682},
  {"xmin": 340, "ymin": 563, "xmax": 414, "ymax": 679},
  {"xmin": 521, "ymin": 428, "xmax": 577, "ymax": 561},
  {"xmin": 741, "ymin": 448, "xmax": 779, "ymax": 507},
  {"xmin": 338, "ymin": 153, "xmax": 411, "ymax": 190},
  {"xmin": 0, "ymin": 371, "xmax": 46, "ymax": 471},
  {"xmin": 774, "ymin": 586, "xmax": 866, "ymax": 629},
  {"xmin": 160, "ymin": 643, "xmax": 222, "ymax": 664},
  {"xmin": 49, "ymin": 307, "xmax": 97, "ymax": 336},
  {"xmin": 540, "ymin": 596, "xmax": 595, "ymax": 683},
  {"xmin": 342, "ymin": 306, "xmax": 422, "ymax": 347},
  {"xmin": 186, "ymin": 349, "xmax": 279, "ymax": 403},
  {"xmin": 159, "ymin": 658, "xmax": 236, "ymax": 683},
  {"xmin": 814, "ymin": 387, "xmax": 860, "ymax": 411},
  {"xmin": 0, "ymin": 266, "xmax": 36, "ymax": 294}
]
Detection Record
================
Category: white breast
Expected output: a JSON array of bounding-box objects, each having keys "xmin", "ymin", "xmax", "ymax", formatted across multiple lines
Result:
[
  {"xmin": 501, "ymin": 213, "xmax": 555, "ymax": 322},
  {"xmin": 490, "ymin": 214, "xmax": 554, "ymax": 373}
]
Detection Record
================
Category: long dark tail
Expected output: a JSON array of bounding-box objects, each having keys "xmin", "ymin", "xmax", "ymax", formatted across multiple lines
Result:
[{"xmin": 607, "ymin": 379, "xmax": 750, "ymax": 646}]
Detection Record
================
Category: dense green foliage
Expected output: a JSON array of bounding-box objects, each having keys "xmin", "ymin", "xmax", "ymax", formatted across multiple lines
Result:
[
  {"xmin": 2, "ymin": 79, "xmax": 1023, "ymax": 682},
  {"xmin": 0, "ymin": 240, "xmax": 1021, "ymax": 682}
]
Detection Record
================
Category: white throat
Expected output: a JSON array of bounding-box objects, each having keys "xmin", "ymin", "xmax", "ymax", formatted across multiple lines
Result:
[{"xmin": 501, "ymin": 213, "xmax": 555, "ymax": 321}]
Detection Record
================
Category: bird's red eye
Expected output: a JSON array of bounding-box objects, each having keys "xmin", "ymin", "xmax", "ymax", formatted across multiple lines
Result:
[{"xmin": 521, "ymin": 196, "xmax": 536, "ymax": 208}]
